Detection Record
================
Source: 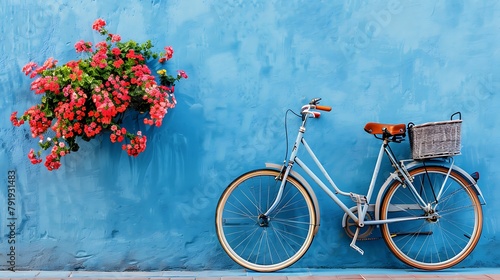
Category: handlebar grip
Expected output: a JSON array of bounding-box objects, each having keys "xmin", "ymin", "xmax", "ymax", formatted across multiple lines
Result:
[{"xmin": 315, "ymin": 105, "xmax": 332, "ymax": 112}]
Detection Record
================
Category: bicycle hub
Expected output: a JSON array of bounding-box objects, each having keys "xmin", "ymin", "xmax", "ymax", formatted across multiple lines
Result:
[{"xmin": 258, "ymin": 214, "xmax": 269, "ymax": 227}]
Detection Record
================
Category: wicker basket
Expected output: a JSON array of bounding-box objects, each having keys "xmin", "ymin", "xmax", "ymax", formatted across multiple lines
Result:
[{"xmin": 409, "ymin": 119, "xmax": 462, "ymax": 160}]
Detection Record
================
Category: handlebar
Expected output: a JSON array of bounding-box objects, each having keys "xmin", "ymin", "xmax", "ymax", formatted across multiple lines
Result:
[
  {"xmin": 301, "ymin": 99, "xmax": 332, "ymax": 119},
  {"xmin": 315, "ymin": 105, "xmax": 332, "ymax": 112}
]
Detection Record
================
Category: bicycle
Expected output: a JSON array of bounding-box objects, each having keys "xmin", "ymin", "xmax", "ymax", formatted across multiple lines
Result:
[{"xmin": 215, "ymin": 98, "xmax": 485, "ymax": 272}]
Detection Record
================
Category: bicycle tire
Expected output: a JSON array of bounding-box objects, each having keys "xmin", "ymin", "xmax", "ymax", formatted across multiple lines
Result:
[
  {"xmin": 380, "ymin": 165, "xmax": 483, "ymax": 270},
  {"xmin": 215, "ymin": 169, "xmax": 317, "ymax": 272}
]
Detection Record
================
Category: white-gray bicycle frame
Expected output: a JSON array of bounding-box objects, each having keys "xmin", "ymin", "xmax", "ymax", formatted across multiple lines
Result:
[{"xmin": 264, "ymin": 105, "xmax": 485, "ymax": 233}]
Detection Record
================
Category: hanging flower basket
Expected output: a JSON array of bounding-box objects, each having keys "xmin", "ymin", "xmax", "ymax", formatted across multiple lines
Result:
[{"xmin": 10, "ymin": 18, "xmax": 188, "ymax": 171}]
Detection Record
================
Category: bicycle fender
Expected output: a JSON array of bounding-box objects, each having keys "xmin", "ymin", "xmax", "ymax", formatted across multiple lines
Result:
[
  {"xmin": 374, "ymin": 172, "xmax": 402, "ymax": 221},
  {"xmin": 404, "ymin": 160, "xmax": 486, "ymax": 204},
  {"xmin": 265, "ymin": 163, "xmax": 321, "ymax": 235},
  {"xmin": 374, "ymin": 160, "xmax": 486, "ymax": 221}
]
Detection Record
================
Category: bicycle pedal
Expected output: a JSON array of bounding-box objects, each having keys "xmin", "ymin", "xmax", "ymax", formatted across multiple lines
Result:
[
  {"xmin": 349, "ymin": 227, "xmax": 365, "ymax": 255},
  {"xmin": 349, "ymin": 242, "xmax": 365, "ymax": 255}
]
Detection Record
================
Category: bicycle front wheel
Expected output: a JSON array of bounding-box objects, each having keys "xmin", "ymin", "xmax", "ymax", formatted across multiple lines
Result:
[
  {"xmin": 215, "ymin": 169, "xmax": 317, "ymax": 272},
  {"xmin": 380, "ymin": 165, "xmax": 483, "ymax": 270}
]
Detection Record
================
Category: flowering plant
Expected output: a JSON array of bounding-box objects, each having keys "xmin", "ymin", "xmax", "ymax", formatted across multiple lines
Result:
[{"xmin": 10, "ymin": 18, "xmax": 187, "ymax": 171}]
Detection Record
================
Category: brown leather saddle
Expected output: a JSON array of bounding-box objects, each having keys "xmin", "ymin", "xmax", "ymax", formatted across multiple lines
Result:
[{"xmin": 364, "ymin": 122, "xmax": 406, "ymax": 136}]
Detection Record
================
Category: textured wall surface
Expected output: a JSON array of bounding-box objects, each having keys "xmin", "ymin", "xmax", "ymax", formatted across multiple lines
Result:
[{"xmin": 0, "ymin": 0, "xmax": 499, "ymax": 271}]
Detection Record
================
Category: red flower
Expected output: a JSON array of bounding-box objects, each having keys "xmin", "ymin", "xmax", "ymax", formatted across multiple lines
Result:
[
  {"xmin": 95, "ymin": 41, "xmax": 108, "ymax": 50},
  {"xmin": 10, "ymin": 112, "xmax": 24, "ymax": 126},
  {"xmin": 22, "ymin": 62, "xmax": 37, "ymax": 76},
  {"xmin": 122, "ymin": 135, "xmax": 147, "ymax": 157},
  {"xmin": 113, "ymin": 59, "xmax": 124, "ymax": 68},
  {"xmin": 164, "ymin": 46, "xmax": 174, "ymax": 60},
  {"xmin": 110, "ymin": 34, "xmax": 121, "ymax": 43},
  {"xmin": 92, "ymin": 18, "xmax": 106, "ymax": 31},
  {"xmin": 75, "ymin": 40, "xmax": 93, "ymax": 53},
  {"xmin": 177, "ymin": 70, "xmax": 188, "ymax": 79},
  {"xmin": 44, "ymin": 152, "xmax": 62, "ymax": 171},
  {"xmin": 112, "ymin": 47, "xmax": 121, "ymax": 56},
  {"xmin": 28, "ymin": 149, "xmax": 43, "ymax": 164},
  {"xmin": 42, "ymin": 57, "xmax": 58, "ymax": 69}
]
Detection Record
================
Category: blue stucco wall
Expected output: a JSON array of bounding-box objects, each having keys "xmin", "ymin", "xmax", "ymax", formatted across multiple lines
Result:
[{"xmin": 0, "ymin": 0, "xmax": 499, "ymax": 271}]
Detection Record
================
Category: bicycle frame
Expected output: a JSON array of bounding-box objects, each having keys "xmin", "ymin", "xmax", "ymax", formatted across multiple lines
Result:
[{"xmin": 264, "ymin": 110, "xmax": 442, "ymax": 227}]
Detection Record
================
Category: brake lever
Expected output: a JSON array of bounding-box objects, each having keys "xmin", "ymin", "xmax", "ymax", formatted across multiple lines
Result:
[{"xmin": 309, "ymin": 98, "xmax": 321, "ymax": 105}]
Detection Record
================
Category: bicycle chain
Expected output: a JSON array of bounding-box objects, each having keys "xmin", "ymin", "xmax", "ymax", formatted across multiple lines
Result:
[{"xmin": 356, "ymin": 236, "xmax": 382, "ymax": 241}]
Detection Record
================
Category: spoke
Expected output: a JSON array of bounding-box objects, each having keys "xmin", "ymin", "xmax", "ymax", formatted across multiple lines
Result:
[
  {"xmin": 436, "ymin": 187, "xmax": 465, "ymax": 207},
  {"xmin": 248, "ymin": 181, "xmax": 265, "ymax": 214},
  {"xmin": 228, "ymin": 190, "xmax": 259, "ymax": 218},
  {"xmin": 388, "ymin": 203, "xmax": 423, "ymax": 217},
  {"xmin": 271, "ymin": 226, "xmax": 308, "ymax": 247},
  {"xmin": 272, "ymin": 217, "xmax": 312, "ymax": 227},
  {"xmin": 270, "ymin": 227, "xmax": 294, "ymax": 260},
  {"xmin": 437, "ymin": 224, "xmax": 458, "ymax": 259},
  {"xmin": 439, "ymin": 204, "xmax": 476, "ymax": 216},
  {"xmin": 264, "ymin": 230, "xmax": 276, "ymax": 264},
  {"xmin": 224, "ymin": 207, "xmax": 256, "ymax": 223},
  {"xmin": 230, "ymin": 226, "xmax": 260, "ymax": 251},
  {"xmin": 223, "ymin": 219, "xmax": 256, "ymax": 227},
  {"xmin": 391, "ymin": 222, "xmax": 427, "ymax": 247},
  {"xmin": 271, "ymin": 186, "xmax": 298, "ymax": 216},
  {"xmin": 249, "ymin": 229, "xmax": 265, "ymax": 263},
  {"xmin": 438, "ymin": 222, "xmax": 470, "ymax": 245}
]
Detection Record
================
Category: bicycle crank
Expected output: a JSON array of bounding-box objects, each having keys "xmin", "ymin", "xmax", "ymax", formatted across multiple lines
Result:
[{"xmin": 343, "ymin": 208, "xmax": 375, "ymax": 240}]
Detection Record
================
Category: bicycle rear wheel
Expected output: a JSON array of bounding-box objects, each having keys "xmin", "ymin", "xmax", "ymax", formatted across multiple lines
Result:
[
  {"xmin": 380, "ymin": 165, "xmax": 483, "ymax": 270},
  {"xmin": 215, "ymin": 169, "xmax": 317, "ymax": 272}
]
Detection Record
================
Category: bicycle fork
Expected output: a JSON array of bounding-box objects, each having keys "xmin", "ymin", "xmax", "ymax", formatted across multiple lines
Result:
[
  {"xmin": 263, "ymin": 163, "xmax": 293, "ymax": 219},
  {"xmin": 263, "ymin": 122, "xmax": 308, "ymax": 220}
]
